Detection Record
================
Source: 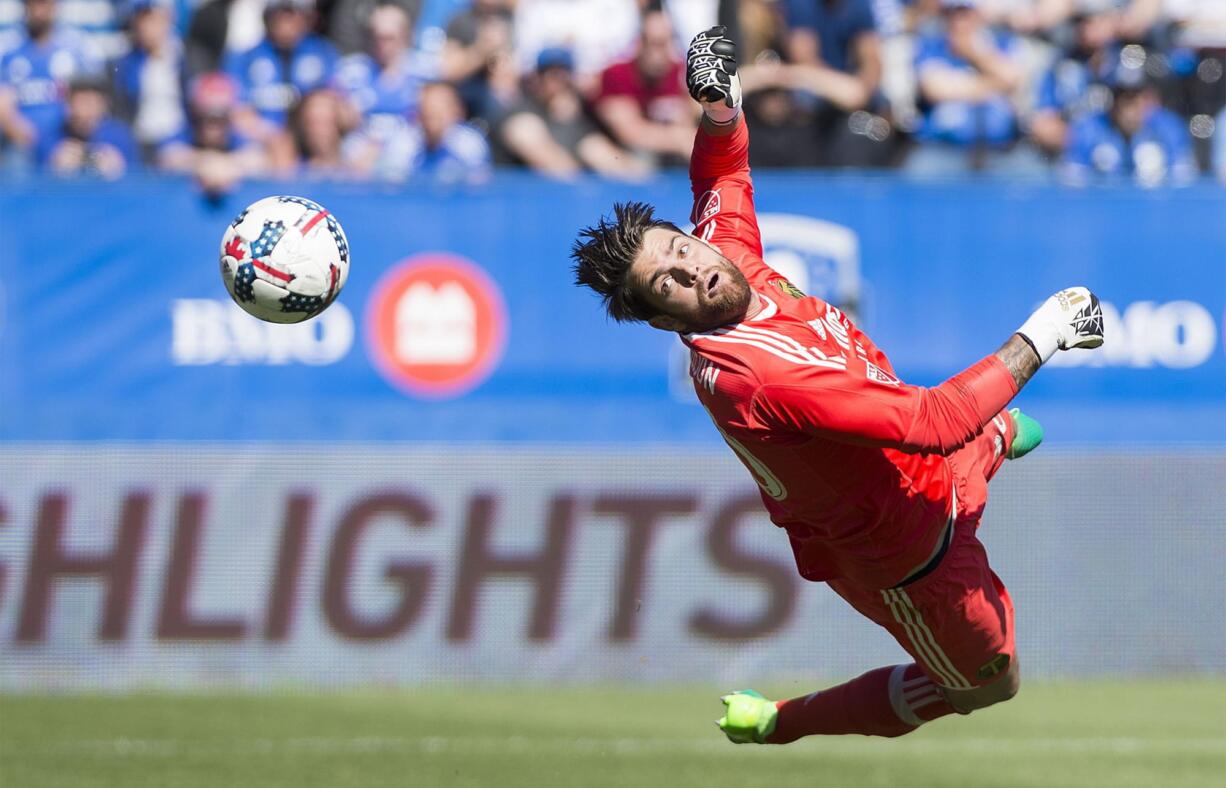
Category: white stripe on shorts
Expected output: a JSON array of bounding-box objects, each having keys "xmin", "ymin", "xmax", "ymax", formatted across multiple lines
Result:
[{"xmin": 881, "ymin": 588, "xmax": 972, "ymax": 689}]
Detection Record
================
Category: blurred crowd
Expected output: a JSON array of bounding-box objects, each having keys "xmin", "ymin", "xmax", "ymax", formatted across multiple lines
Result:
[{"xmin": 2, "ymin": 0, "xmax": 1225, "ymax": 188}]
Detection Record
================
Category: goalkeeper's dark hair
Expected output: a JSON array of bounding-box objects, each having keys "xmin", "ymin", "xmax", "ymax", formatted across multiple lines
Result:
[{"xmin": 571, "ymin": 201, "xmax": 682, "ymax": 322}]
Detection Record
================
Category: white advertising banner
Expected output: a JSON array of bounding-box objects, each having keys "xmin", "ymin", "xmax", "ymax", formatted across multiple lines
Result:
[{"xmin": 1, "ymin": 448, "xmax": 1222, "ymax": 689}]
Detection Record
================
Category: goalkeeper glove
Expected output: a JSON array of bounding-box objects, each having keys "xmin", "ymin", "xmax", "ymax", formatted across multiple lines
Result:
[
  {"xmin": 686, "ymin": 25, "xmax": 742, "ymax": 125},
  {"xmin": 1016, "ymin": 286, "xmax": 1105, "ymax": 363},
  {"xmin": 717, "ymin": 690, "xmax": 778, "ymax": 744}
]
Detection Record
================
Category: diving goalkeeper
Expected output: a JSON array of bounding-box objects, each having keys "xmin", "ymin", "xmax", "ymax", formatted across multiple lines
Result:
[{"xmin": 570, "ymin": 26, "xmax": 1105, "ymax": 743}]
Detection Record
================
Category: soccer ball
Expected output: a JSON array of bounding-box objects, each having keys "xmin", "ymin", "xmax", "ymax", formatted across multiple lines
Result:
[{"xmin": 220, "ymin": 195, "xmax": 350, "ymax": 324}]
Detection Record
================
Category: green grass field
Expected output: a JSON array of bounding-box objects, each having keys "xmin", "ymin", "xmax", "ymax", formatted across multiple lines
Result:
[{"xmin": 3, "ymin": 681, "xmax": 1224, "ymax": 788}]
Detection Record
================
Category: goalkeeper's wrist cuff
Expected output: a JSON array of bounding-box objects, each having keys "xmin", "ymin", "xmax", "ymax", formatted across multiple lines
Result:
[
  {"xmin": 1014, "ymin": 321, "xmax": 1058, "ymax": 364},
  {"xmin": 704, "ymin": 104, "xmax": 741, "ymax": 126}
]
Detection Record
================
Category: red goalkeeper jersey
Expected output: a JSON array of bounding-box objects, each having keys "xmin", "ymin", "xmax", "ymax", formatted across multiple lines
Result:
[{"xmin": 685, "ymin": 119, "xmax": 1019, "ymax": 590}]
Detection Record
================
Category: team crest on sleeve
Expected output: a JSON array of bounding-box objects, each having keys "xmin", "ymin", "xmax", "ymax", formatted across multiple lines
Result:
[{"xmin": 695, "ymin": 189, "xmax": 721, "ymax": 224}]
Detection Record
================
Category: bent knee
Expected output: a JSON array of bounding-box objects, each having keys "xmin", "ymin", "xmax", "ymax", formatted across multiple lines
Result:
[{"xmin": 947, "ymin": 665, "xmax": 1020, "ymax": 713}]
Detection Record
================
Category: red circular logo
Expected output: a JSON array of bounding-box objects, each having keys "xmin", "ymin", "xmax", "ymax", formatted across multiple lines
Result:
[{"xmin": 366, "ymin": 254, "xmax": 508, "ymax": 398}]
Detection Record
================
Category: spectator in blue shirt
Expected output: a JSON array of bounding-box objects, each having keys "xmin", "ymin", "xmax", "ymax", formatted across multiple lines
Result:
[
  {"xmin": 159, "ymin": 71, "xmax": 270, "ymax": 194},
  {"xmin": 775, "ymin": 0, "xmax": 893, "ymax": 166},
  {"xmin": 439, "ymin": 0, "xmax": 516, "ymax": 123},
  {"xmin": 36, "ymin": 73, "xmax": 137, "ymax": 176},
  {"xmin": 784, "ymin": 0, "xmax": 879, "ymax": 84},
  {"xmin": 1063, "ymin": 57, "xmax": 1196, "ymax": 186},
  {"xmin": 35, "ymin": 74, "xmax": 136, "ymax": 176},
  {"xmin": 112, "ymin": 0, "xmax": 187, "ymax": 160},
  {"xmin": 1028, "ymin": 12, "xmax": 1118, "ymax": 158},
  {"xmin": 224, "ymin": 0, "xmax": 338, "ymax": 132},
  {"xmin": 333, "ymin": 4, "xmax": 433, "ymax": 139},
  {"xmin": 409, "ymin": 81, "xmax": 489, "ymax": 182},
  {"xmin": 289, "ymin": 87, "xmax": 357, "ymax": 178},
  {"xmin": 907, "ymin": 0, "xmax": 1032, "ymax": 174},
  {"xmin": 0, "ymin": 0, "xmax": 99, "ymax": 162},
  {"xmin": 349, "ymin": 80, "xmax": 488, "ymax": 182}
]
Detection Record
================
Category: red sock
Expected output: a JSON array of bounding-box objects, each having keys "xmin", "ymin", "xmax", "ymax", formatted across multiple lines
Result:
[{"xmin": 766, "ymin": 664, "xmax": 958, "ymax": 743}]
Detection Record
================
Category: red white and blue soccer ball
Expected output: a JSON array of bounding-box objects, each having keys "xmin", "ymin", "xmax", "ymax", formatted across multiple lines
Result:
[{"xmin": 220, "ymin": 195, "xmax": 350, "ymax": 324}]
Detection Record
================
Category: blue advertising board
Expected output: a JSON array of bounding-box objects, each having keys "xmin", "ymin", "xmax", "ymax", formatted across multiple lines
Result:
[{"xmin": 1, "ymin": 174, "xmax": 1223, "ymax": 444}]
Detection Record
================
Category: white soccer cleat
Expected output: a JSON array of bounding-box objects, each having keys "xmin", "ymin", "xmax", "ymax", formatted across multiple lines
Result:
[{"xmin": 1016, "ymin": 287, "xmax": 1105, "ymax": 363}]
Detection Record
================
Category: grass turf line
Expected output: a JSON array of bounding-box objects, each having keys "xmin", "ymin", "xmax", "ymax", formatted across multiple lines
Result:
[{"xmin": 2, "ymin": 680, "xmax": 1223, "ymax": 788}]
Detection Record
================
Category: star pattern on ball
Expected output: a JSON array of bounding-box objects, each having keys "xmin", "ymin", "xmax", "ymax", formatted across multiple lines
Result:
[
  {"xmin": 233, "ymin": 263, "xmax": 257, "ymax": 303},
  {"xmin": 229, "ymin": 206, "xmax": 250, "ymax": 228},
  {"xmin": 325, "ymin": 215, "xmax": 349, "ymax": 264},
  {"xmin": 280, "ymin": 292, "xmax": 326, "ymax": 315},
  {"xmin": 250, "ymin": 220, "xmax": 287, "ymax": 259},
  {"xmin": 277, "ymin": 195, "xmax": 324, "ymax": 212}
]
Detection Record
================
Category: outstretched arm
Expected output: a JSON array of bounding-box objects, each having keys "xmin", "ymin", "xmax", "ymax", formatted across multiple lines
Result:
[
  {"xmin": 752, "ymin": 288, "xmax": 1105, "ymax": 454},
  {"xmin": 685, "ymin": 26, "xmax": 779, "ymax": 284},
  {"xmin": 995, "ymin": 334, "xmax": 1041, "ymax": 389},
  {"xmin": 751, "ymin": 353, "xmax": 1020, "ymax": 456}
]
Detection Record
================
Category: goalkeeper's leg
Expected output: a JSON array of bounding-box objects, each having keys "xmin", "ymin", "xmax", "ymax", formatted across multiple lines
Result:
[
  {"xmin": 718, "ymin": 663, "xmax": 959, "ymax": 743},
  {"xmin": 720, "ymin": 517, "xmax": 1020, "ymax": 744}
]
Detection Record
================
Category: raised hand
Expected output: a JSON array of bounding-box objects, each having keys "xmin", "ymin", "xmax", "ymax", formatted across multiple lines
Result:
[{"xmin": 686, "ymin": 25, "xmax": 742, "ymax": 123}]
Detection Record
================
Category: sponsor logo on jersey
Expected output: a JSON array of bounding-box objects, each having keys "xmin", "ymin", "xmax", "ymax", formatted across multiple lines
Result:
[
  {"xmin": 171, "ymin": 299, "xmax": 354, "ymax": 365},
  {"xmin": 756, "ymin": 213, "xmax": 863, "ymax": 322},
  {"xmin": 865, "ymin": 361, "xmax": 900, "ymax": 387},
  {"xmin": 773, "ymin": 278, "xmax": 806, "ymax": 299},
  {"xmin": 366, "ymin": 253, "xmax": 507, "ymax": 398}
]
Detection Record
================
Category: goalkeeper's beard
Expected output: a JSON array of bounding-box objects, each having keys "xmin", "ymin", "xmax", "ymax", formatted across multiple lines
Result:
[{"xmin": 689, "ymin": 261, "xmax": 753, "ymax": 332}]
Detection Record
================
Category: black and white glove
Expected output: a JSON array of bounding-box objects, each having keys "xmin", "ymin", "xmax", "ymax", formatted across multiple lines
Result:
[
  {"xmin": 1016, "ymin": 287, "xmax": 1105, "ymax": 363},
  {"xmin": 686, "ymin": 25, "xmax": 742, "ymax": 125}
]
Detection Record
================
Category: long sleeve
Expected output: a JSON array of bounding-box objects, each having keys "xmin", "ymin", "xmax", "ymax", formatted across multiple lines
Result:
[
  {"xmin": 689, "ymin": 118, "xmax": 771, "ymax": 276},
  {"xmin": 750, "ymin": 355, "xmax": 1019, "ymax": 455}
]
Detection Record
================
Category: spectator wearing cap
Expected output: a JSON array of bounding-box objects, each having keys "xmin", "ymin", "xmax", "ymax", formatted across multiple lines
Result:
[
  {"xmin": 775, "ymin": 0, "xmax": 893, "ymax": 165},
  {"xmin": 333, "ymin": 4, "xmax": 434, "ymax": 140},
  {"xmin": 112, "ymin": 0, "xmax": 186, "ymax": 161},
  {"xmin": 1062, "ymin": 54, "xmax": 1195, "ymax": 185},
  {"xmin": 224, "ymin": 0, "xmax": 338, "ymax": 132},
  {"xmin": 495, "ymin": 46, "xmax": 649, "ymax": 180},
  {"xmin": 0, "ymin": 0, "xmax": 100, "ymax": 164},
  {"xmin": 158, "ymin": 71, "xmax": 270, "ymax": 194},
  {"xmin": 348, "ymin": 81, "xmax": 490, "ymax": 182},
  {"xmin": 907, "ymin": 0, "xmax": 1032, "ymax": 174},
  {"xmin": 35, "ymin": 74, "xmax": 137, "ymax": 177},
  {"xmin": 593, "ymin": 7, "xmax": 695, "ymax": 167},
  {"xmin": 440, "ymin": 0, "xmax": 519, "ymax": 122}
]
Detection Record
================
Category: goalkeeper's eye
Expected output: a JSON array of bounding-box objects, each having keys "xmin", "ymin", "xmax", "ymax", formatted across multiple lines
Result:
[
  {"xmin": 680, "ymin": 243, "xmax": 689, "ymax": 258},
  {"xmin": 661, "ymin": 276, "xmax": 673, "ymax": 295}
]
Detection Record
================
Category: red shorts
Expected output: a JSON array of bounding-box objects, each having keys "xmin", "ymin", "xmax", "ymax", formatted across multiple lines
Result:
[{"xmin": 828, "ymin": 413, "xmax": 1016, "ymax": 690}]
